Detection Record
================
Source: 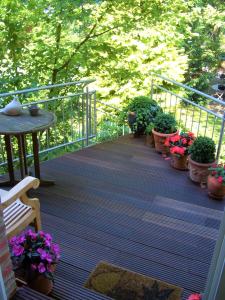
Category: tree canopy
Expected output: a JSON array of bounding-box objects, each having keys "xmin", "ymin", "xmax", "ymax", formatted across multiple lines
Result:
[{"xmin": 0, "ymin": 0, "xmax": 224, "ymax": 103}]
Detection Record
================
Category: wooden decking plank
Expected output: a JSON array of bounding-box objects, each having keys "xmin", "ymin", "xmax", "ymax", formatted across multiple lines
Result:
[
  {"xmin": 43, "ymin": 223, "xmax": 206, "ymax": 292},
  {"xmin": 42, "ymin": 212, "xmax": 209, "ymax": 278},
  {"xmin": 40, "ymin": 196, "xmax": 216, "ymax": 260}
]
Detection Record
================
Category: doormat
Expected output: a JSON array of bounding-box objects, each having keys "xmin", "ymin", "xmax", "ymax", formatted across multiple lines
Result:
[{"xmin": 84, "ymin": 261, "xmax": 183, "ymax": 300}]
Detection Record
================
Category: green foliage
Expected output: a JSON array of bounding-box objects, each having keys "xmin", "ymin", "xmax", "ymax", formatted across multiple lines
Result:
[
  {"xmin": 121, "ymin": 96, "xmax": 162, "ymax": 133},
  {"xmin": 154, "ymin": 112, "xmax": 177, "ymax": 134},
  {"xmin": 145, "ymin": 122, "xmax": 154, "ymax": 135},
  {"xmin": 143, "ymin": 281, "xmax": 174, "ymax": 300},
  {"xmin": 189, "ymin": 136, "xmax": 216, "ymax": 163}
]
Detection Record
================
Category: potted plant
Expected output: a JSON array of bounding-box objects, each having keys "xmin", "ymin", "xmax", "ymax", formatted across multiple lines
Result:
[
  {"xmin": 10, "ymin": 229, "xmax": 60, "ymax": 295},
  {"xmin": 145, "ymin": 122, "xmax": 155, "ymax": 147},
  {"xmin": 164, "ymin": 132, "xmax": 195, "ymax": 170},
  {"xmin": 152, "ymin": 112, "xmax": 178, "ymax": 154},
  {"xmin": 188, "ymin": 136, "xmax": 216, "ymax": 184},
  {"xmin": 122, "ymin": 96, "xmax": 162, "ymax": 137},
  {"xmin": 207, "ymin": 164, "xmax": 225, "ymax": 199}
]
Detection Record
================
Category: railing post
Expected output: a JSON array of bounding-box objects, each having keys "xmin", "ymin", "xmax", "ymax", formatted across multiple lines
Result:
[
  {"xmin": 94, "ymin": 91, "xmax": 97, "ymax": 136},
  {"xmin": 216, "ymin": 111, "xmax": 225, "ymax": 161},
  {"xmin": 85, "ymin": 86, "xmax": 89, "ymax": 147}
]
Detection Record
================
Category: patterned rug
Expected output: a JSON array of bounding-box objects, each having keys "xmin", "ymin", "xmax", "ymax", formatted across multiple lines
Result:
[{"xmin": 84, "ymin": 261, "xmax": 183, "ymax": 300}]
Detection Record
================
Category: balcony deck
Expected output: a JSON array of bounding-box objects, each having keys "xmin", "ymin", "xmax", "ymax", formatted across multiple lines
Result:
[{"xmin": 17, "ymin": 135, "xmax": 224, "ymax": 299}]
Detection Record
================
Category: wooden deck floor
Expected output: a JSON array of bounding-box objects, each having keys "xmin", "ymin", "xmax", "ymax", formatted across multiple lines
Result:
[{"xmin": 26, "ymin": 135, "xmax": 224, "ymax": 299}]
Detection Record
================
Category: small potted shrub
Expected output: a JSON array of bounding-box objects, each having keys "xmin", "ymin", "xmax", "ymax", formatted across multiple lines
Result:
[
  {"xmin": 164, "ymin": 132, "xmax": 195, "ymax": 170},
  {"xmin": 207, "ymin": 164, "xmax": 225, "ymax": 199},
  {"xmin": 10, "ymin": 229, "xmax": 60, "ymax": 295},
  {"xmin": 145, "ymin": 122, "xmax": 155, "ymax": 147},
  {"xmin": 122, "ymin": 96, "xmax": 162, "ymax": 137},
  {"xmin": 188, "ymin": 136, "xmax": 216, "ymax": 184},
  {"xmin": 152, "ymin": 112, "xmax": 178, "ymax": 154}
]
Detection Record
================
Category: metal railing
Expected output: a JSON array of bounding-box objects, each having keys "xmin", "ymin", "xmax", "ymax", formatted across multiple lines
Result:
[
  {"xmin": 150, "ymin": 73, "xmax": 225, "ymax": 161},
  {"xmin": 0, "ymin": 80, "xmax": 97, "ymax": 171}
]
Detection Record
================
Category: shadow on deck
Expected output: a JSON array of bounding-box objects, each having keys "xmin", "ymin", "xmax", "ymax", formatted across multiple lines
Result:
[{"xmin": 17, "ymin": 135, "xmax": 225, "ymax": 299}]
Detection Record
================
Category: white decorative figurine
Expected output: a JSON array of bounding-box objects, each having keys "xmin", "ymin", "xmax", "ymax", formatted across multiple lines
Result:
[{"xmin": 3, "ymin": 96, "xmax": 22, "ymax": 116}]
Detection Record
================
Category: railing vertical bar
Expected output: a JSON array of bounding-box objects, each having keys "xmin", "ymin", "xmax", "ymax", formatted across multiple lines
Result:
[
  {"xmin": 197, "ymin": 109, "xmax": 202, "ymax": 137},
  {"xmin": 204, "ymin": 113, "xmax": 209, "ymax": 137},
  {"xmin": 85, "ymin": 87, "xmax": 89, "ymax": 146},
  {"xmin": 211, "ymin": 116, "xmax": 216, "ymax": 139},
  {"xmin": 216, "ymin": 113, "xmax": 225, "ymax": 161}
]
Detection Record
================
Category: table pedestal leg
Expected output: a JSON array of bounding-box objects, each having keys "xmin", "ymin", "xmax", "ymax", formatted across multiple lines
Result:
[
  {"xmin": 0, "ymin": 135, "xmax": 17, "ymax": 187},
  {"xmin": 32, "ymin": 133, "xmax": 54, "ymax": 186},
  {"xmin": 17, "ymin": 135, "xmax": 28, "ymax": 179}
]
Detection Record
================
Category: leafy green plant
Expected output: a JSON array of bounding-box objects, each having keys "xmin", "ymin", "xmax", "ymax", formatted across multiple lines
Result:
[
  {"xmin": 153, "ymin": 112, "xmax": 177, "ymax": 134},
  {"xmin": 121, "ymin": 96, "xmax": 162, "ymax": 134},
  {"xmin": 189, "ymin": 136, "xmax": 216, "ymax": 163},
  {"xmin": 145, "ymin": 122, "xmax": 154, "ymax": 135}
]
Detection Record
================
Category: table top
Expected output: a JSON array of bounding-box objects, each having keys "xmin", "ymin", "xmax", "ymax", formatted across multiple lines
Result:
[
  {"xmin": 211, "ymin": 84, "xmax": 225, "ymax": 93},
  {"xmin": 0, "ymin": 109, "xmax": 56, "ymax": 135}
]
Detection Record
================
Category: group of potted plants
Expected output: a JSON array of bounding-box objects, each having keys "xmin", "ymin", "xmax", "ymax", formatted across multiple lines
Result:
[
  {"xmin": 123, "ymin": 95, "xmax": 225, "ymax": 200},
  {"xmin": 10, "ymin": 229, "xmax": 60, "ymax": 295}
]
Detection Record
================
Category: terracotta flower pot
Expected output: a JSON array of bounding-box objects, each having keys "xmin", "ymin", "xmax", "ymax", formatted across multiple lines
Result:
[
  {"xmin": 28, "ymin": 275, "xmax": 53, "ymax": 295},
  {"xmin": 152, "ymin": 129, "xmax": 178, "ymax": 154},
  {"xmin": 145, "ymin": 134, "xmax": 155, "ymax": 147},
  {"xmin": 207, "ymin": 175, "xmax": 225, "ymax": 200},
  {"xmin": 170, "ymin": 154, "xmax": 188, "ymax": 170},
  {"xmin": 188, "ymin": 156, "xmax": 216, "ymax": 184}
]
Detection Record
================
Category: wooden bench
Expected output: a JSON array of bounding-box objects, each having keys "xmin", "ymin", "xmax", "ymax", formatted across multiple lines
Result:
[{"xmin": 0, "ymin": 176, "xmax": 41, "ymax": 239}]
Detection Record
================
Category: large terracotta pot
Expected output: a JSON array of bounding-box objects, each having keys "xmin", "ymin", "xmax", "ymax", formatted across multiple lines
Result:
[
  {"xmin": 207, "ymin": 175, "xmax": 225, "ymax": 200},
  {"xmin": 188, "ymin": 156, "xmax": 216, "ymax": 184},
  {"xmin": 170, "ymin": 154, "xmax": 188, "ymax": 170},
  {"xmin": 28, "ymin": 275, "xmax": 53, "ymax": 295},
  {"xmin": 145, "ymin": 134, "xmax": 155, "ymax": 147},
  {"xmin": 152, "ymin": 129, "xmax": 178, "ymax": 154}
]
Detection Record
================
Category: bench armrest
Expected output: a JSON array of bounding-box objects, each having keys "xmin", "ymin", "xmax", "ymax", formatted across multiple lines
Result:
[{"xmin": 1, "ymin": 176, "xmax": 40, "ymax": 208}]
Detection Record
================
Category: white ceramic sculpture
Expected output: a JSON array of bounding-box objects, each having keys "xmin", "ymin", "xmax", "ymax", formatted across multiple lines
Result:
[{"xmin": 3, "ymin": 96, "xmax": 22, "ymax": 116}]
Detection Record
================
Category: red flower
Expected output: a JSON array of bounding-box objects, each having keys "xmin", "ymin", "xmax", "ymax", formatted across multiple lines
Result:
[
  {"xmin": 218, "ymin": 176, "xmax": 223, "ymax": 184},
  {"xmin": 188, "ymin": 294, "xmax": 202, "ymax": 300},
  {"xmin": 212, "ymin": 171, "xmax": 217, "ymax": 176},
  {"xmin": 188, "ymin": 140, "xmax": 193, "ymax": 146},
  {"xmin": 181, "ymin": 138, "xmax": 187, "ymax": 145},
  {"xmin": 188, "ymin": 132, "xmax": 194, "ymax": 138},
  {"xmin": 164, "ymin": 139, "xmax": 170, "ymax": 147}
]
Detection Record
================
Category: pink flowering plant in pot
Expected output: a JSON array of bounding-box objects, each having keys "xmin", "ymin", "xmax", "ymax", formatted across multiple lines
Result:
[
  {"xmin": 164, "ymin": 132, "xmax": 195, "ymax": 170},
  {"xmin": 10, "ymin": 229, "xmax": 60, "ymax": 294},
  {"xmin": 207, "ymin": 163, "xmax": 225, "ymax": 199}
]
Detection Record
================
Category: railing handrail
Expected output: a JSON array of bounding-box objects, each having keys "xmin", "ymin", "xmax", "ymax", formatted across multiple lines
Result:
[
  {"xmin": 151, "ymin": 72, "xmax": 225, "ymax": 106},
  {"xmin": 0, "ymin": 79, "xmax": 96, "ymax": 98}
]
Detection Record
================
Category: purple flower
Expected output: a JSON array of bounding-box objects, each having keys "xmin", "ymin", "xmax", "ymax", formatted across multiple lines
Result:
[
  {"xmin": 51, "ymin": 244, "xmax": 60, "ymax": 259},
  {"xmin": 12, "ymin": 245, "xmax": 24, "ymax": 256},
  {"xmin": 37, "ymin": 248, "xmax": 47, "ymax": 260},
  {"xmin": 45, "ymin": 233, "xmax": 52, "ymax": 241},
  {"xmin": 31, "ymin": 264, "xmax": 37, "ymax": 270},
  {"xmin": 38, "ymin": 231, "xmax": 45, "ymax": 238},
  {"xmin": 18, "ymin": 235, "xmax": 26, "ymax": 244},
  {"xmin": 46, "ymin": 253, "xmax": 53, "ymax": 263},
  {"xmin": 9, "ymin": 236, "xmax": 18, "ymax": 246},
  {"xmin": 38, "ymin": 263, "xmax": 46, "ymax": 273},
  {"xmin": 45, "ymin": 239, "xmax": 51, "ymax": 247},
  {"xmin": 26, "ymin": 229, "xmax": 37, "ymax": 240}
]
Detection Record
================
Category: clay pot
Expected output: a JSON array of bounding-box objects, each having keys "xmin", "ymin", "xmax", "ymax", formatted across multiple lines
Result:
[
  {"xmin": 28, "ymin": 275, "xmax": 53, "ymax": 295},
  {"xmin": 152, "ymin": 129, "xmax": 178, "ymax": 154},
  {"xmin": 188, "ymin": 156, "xmax": 216, "ymax": 184},
  {"xmin": 170, "ymin": 154, "xmax": 188, "ymax": 170},
  {"xmin": 207, "ymin": 175, "xmax": 225, "ymax": 200},
  {"xmin": 145, "ymin": 134, "xmax": 155, "ymax": 147}
]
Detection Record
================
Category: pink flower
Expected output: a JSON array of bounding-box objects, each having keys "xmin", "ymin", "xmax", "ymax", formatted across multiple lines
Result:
[
  {"xmin": 9, "ymin": 236, "xmax": 18, "ymax": 246},
  {"xmin": 39, "ymin": 231, "xmax": 45, "ymax": 238},
  {"xmin": 164, "ymin": 139, "xmax": 170, "ymax": 147},
  {"xmin": 45, "ymin": 239, "xmax": 51, "ymax": 247},
  {"xmin": 12, "ymin": 245, "xmax": 24, "ymax": 256},
  {"xmin": 187, "ymin": 293, "xmax": 202, "ymax": 300},
  {"xmin": 51, "ymin": 243, "xmax": 60, "ymax": 259},
  {"xmin": 18, "ymin": 235, "xmax": 26, "ymax": 244},
  {"xmin": 46, "ymin": 253, "xmax": 53, "ymax": 263},
  {"xmin": 217, "ymin": 176, "xmax": 223, "ymax": 184},
  {"xmin": 38, "ymin": 263, "xmax": 46, "ymax": 274},
  {"xmin": 181, "ymin": 138, "xmax": 187, "ymax": 145},
  {"xmin": 188, "ymin": 132, "xmax": 194, "ymax": 138}
]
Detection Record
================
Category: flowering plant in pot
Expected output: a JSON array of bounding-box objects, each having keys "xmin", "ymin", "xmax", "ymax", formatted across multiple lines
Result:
[
  {"xmin": 121, "ymin": 96, "xmax": 162, "ymax": 137},
  {"xmin": 10, "ymin": 229, "xmax": 60, "ymax": 295},
  {"xmin": 164, "ymin": 132, "xmax": 195, "ymax": 170},
  {"xmin": 188, "ymin": 136, "xmax": 216, "ymax": 184},
  {"xmin": 152, "ymin": 112, "xmax": 178, "ymax": 154},
  {"xmin": 207, "ymin": 164, "xmax": 225, "ymax": 199}
]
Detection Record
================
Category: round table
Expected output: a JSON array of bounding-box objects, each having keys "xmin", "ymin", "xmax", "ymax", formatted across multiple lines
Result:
[
  {"xmin": 0, "ymin": 109, "xmax": 56, "ymax": 186},
  {"xmin": 211, "ymin": 84, "xmax": 225, "ymax": 101}
]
